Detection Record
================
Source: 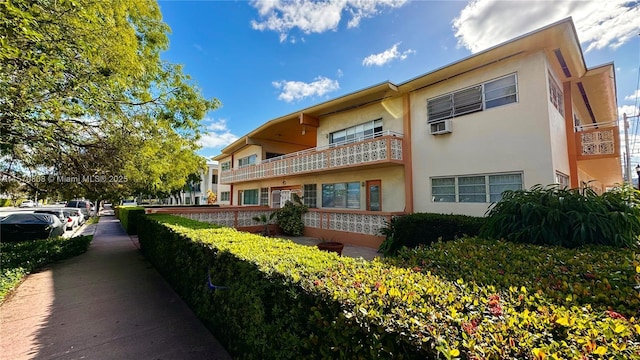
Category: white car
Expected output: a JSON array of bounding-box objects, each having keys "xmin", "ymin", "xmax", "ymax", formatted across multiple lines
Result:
[
  {"xmin": 19, "ymin": 200, "xmax": 36, "ymax": 208},
  {"xmin": 121, "ymin": 199, "xmax": 137, "ymax": 206},
  {"xmin": 62, "ymin": 208, "xmax": 84, "ymax": 229}
]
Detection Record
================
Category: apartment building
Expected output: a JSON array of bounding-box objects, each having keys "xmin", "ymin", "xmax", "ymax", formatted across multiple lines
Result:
[{"xmin": 212, "ymin": 18, "xmax": 621, "ymax": 247}]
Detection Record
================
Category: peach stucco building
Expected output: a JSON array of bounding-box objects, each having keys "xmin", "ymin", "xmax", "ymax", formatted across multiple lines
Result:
[{"xmin": 207, "ymin": 18, "xmax": 621, "ymax": 248}]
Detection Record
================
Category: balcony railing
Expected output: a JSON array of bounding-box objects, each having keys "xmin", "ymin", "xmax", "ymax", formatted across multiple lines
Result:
[
  {"xmin": 575, "ymin": 122, "xmax": 620, "ymax": 159},
  {"xmin": 221, "ymin": 131, "xmax": 404, "ymax": 184}
]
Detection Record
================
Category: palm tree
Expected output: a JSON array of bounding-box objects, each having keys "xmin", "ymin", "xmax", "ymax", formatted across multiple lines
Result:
[{"xmin": 252, "ymin": 212, "xmax": 277, "ymax": 236}]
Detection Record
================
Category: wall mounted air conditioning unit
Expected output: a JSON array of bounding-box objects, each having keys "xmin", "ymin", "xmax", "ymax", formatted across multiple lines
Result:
[{"xmin": 429, "ymin": 119, "xmax": 452, "ymax": 135}]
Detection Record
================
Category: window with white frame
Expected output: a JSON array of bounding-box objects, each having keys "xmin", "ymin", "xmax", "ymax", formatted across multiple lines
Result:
[
  {"xmin": 322, "ymin": 182, "xmax": 360, "ymax": 209},
  {"xmin": 548, "ymin": 73, "xmax": 564, "ymax": 115},
  {"xmin": 555, "ymin": 171, "xmax": 569, "ymax": 188},
  {"xmin": 431, "ymin": 172, "xmax": 523, "ymax": 203},
  {"xmin": 212, "ymin": 174, "xmax": 218, "ymax": 184},
  {"xmin": 303, "ymin": 184, "xmax": 317, "ymax": 208},
  {"xmin": 427, "ymin": 74, "xmax": 518, "ymax": 122},
  {"xmin": 221, "ymin": 161, "xmax": 231, "ymax": 171},
  {"xmin": 329, "ymin": 119, "xmax": 383, "ymax": 145},
  {"xmin": 220, "ymin": 191, "xmax": 230, "ymax": 202},
  {"xmin": 238, "ymin": 154, "xmax": 257, "ymax": 168}
]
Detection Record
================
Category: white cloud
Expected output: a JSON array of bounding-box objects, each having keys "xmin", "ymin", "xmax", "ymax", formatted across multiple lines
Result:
[
  {"xmin": 250, "ymin": 0, "xmax": 408, "ymax": 42},
  {"xmin": 625, "ymin": 90, "xmax": 640, "ymax": 102},
  {"xmin": 362, "ymin": 42, "xmax": 415, "ymax": 67},
  {"xmin": 198, "ymin": 119, "xmax": 239, "ymax": 149},
  {"xmin": 620, "ymin": 105, "xmax": 640, "ymax": 119},
  {"xmin": 272, "ymin": 76, "xmax": 340, "ymax": 102},
  {"xmin": 453, "ymin": 0, "xmax": 640, "ymax": 53}
]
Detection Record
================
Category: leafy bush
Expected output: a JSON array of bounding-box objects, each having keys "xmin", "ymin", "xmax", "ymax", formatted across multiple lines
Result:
[
  {"xmin": 378, "ymin": 212, "xmax": 485, "ymax": 256},
  {"xmin": 1, "ymin": 235, "xmax": 93, "ymax": 302},
  {"xmin": 117, "ymin": 206, "xmax": 145, "ymax": 234},
  {"xmin": 276, "ymin": 193, "xmax": 307, "ymax": 236},
  {"xmin": 138, "ymin": 214, "xmax": 640, "ymax": 359},
  {"xmin": 481, "ymin": 184, "xmax": 640, "ymax": 248},
  {"xmin": 385, "ymin": 237, "xmax": 639, "ymax": 317}
]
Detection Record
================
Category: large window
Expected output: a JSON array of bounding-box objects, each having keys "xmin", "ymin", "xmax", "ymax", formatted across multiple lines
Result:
[
  {"xmin": 220, "ymin": 191, "xmax": 230, "ymax": 202},
  {"xmin": 242, "ymin": 189, "xmax": 259, "ymax": 205},
  {"xmin": 221, "ymin": 161, "xmax": 231, "ymax": 171},
  {"xmin": 427, "ymin": 74, "xmax": 518, "ymax": 122},
  {"xmin": 322, "ymin": 182, "xmax": 360, "ymax": 209},
  {"xmin": 329, "ymin": 119, "xmax": 383, "ymax": 145},
  {"xmin": 238, "ymin": 155, "xmax": 257, "ymax": 168},
  {"xmin": 303, "ymin": 184, "xmax": 317, "ymax": 208},
  {"xmin": 432, "ymin": 173, "xmax": 522, "ymax": 203}
]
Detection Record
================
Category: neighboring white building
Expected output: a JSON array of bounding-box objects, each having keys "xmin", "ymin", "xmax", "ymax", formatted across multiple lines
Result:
[{"xmin": 164, "ymin": 160, "xmax": 222, "ymax": 205}]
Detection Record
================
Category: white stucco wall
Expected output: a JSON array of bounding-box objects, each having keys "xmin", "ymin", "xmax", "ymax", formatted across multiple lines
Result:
[
  {"xmin": 545, "ymin": 65, "xmax": 571, "ymax": 185},
  {"xmin": 410, "ymin": 51, "xmax": 560, "ymax": 216}
]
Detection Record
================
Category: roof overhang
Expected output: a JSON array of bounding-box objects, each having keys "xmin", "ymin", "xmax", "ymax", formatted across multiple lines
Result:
[{"xmin": 215, "ymin": 82, "xmax": 399, "ymax": 157}]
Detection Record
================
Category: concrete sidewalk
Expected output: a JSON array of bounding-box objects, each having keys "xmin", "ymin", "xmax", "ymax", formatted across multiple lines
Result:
[{"xmin": 0, "ymin": 216, "xmax": 231, "ymax": 360}]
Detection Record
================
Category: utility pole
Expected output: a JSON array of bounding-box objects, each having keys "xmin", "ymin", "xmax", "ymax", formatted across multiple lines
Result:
[{"xmin": 624, "ymin": 113, "xmax": 633, "ymax": 186}]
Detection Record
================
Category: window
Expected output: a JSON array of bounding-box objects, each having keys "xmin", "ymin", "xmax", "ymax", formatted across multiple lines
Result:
[
  {"xmin": 322, "ymin": 182, "xmax": 360, "ymax": 209},
  {"xmin": 458, "ymin": 176, "xmax": 486, "ymax": 203},
  {"xmin": 221, "ymin": 161, "xmax": 231, "ymax": 171},
  {"xmin": 427, "ymin": 74, "xmax": 517, "ymax": 122},
  {"xmin": 242, "ymin": 189, "xmax": 259, "ymax": 205},
  {"xmin": 238, "ymin": 155, "xmax": 257, "ymax": 168},
  {"xmin": 555, "ymin": 172, "xmax": 569, "ymax": 188},
  {"xmin": 431, "ymin": 173, "xmax": 522, "ymax": 203},
  {"xmin": 549, "ymin": 73, "xmax": 564, "ymax": 115},
  {"xmin": 330, "ymin": 119, "xmax": 383, "ymax": 145},
  {"xmin": 431, "ymin": 178, "xmax": 455, "ymax": 202},
  {"xmin": 488, "ymin": 174, "xmax": 522, "ymax": 202},
  {"xmin": 260, "ymin": 188, "xmax": 269, "ymax": 206},
  {"xmin": 303, "ymin": 184, "xmax": 317, "ymax": 208},
  {"xmin": 220, "ymin": 191, "xmax": 230, "ymax": 202},
  {"xmin": 212, "ymin": 174, "xmax": 218, "ymax": 184}
]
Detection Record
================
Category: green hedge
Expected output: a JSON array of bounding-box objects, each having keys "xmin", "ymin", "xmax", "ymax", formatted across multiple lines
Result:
[
  {"xmin": 138, "ymin": 214, "xmax": 640, "ymax": 359},
  {"xmin": 385, "ymin": 238, "xmax": 640, "ymax": 317},
  {"xmin": 117, "ymin": 206, "xmax": 145, "ymax": 235},
  {"xmin": 379, "ymin": 213, "xmax": 485, "ymax": 255}
]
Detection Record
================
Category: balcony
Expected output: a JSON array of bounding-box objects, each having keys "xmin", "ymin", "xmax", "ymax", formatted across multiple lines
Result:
[
  {"xmin": 221, "ymin": 131, "xmax": 404, "ymax": 184},
  {"xmin": 575, "ymin": 122, "xmax": 620, "ymax": 159}
]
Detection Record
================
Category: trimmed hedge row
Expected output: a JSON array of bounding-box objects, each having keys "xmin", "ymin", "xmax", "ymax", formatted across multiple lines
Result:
[
  {"xmin": 385, "ymin": 238, "xmax": 640, "ymax": 317},
  {"xmin": 379, "ymin": 213, "xmax": 485, "ymax": 255},
  {"xmin": 138, "ymin": 214, "xmax": 640, "ymax": 359},
  {"xmin": 117, "ymin": 206, "xmax": 145, "ymax": 235}
]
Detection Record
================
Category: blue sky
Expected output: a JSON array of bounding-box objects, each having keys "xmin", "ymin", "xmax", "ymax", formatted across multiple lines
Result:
[{"xmin": 158, "ymin": 0, "xmax": 640, "ymax": 172}]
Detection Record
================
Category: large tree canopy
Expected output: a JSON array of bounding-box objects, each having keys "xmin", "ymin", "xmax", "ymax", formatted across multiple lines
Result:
[{"xmin": 0, "ymin": 0, "xmax": 219, "ymax": 200}]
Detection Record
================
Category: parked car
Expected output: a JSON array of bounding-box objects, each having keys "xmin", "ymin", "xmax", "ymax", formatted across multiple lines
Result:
[
  {"xmin": 65, "ymin": 200, "xmax": 92, "ymax": 217},
  {"xmin": 19, "ymin": 200, "xmax": 36, "ymax": 208},
  {"xmin": 33, "ymin": 208, "xmax": 76, "ymax": 230},
  {"xmin": 0, "ymin": 213, "xmax": 65, "ymax": 241},
  {"xmin": 63, "ymin": 207, "xmax": 85, "ymax": 226}
]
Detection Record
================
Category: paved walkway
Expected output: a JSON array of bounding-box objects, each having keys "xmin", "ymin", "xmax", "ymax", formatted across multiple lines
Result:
[{"xmin": 0, "ymin": 215, "xmax": 231, "ymax": 360}]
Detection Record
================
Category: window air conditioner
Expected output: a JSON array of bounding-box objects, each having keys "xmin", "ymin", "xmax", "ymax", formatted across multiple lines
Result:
[{"xmin": 429, "ymin": 119, "xmax": 452, "ymax": 135}]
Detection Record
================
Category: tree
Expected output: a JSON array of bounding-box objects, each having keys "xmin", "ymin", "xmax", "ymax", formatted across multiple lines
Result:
[{"xmin": 0, "ymin": 0, "xmax": 219, "ymax": 196}]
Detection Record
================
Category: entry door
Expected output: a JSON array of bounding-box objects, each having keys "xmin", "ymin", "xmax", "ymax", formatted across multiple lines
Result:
[
  {"xmin": 366, "ymin": 180, "xmax": 381, "ymax": 211},
  {"xmin": 280, "ymin": 190, "xmax": 291, "ymax": 207}
]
